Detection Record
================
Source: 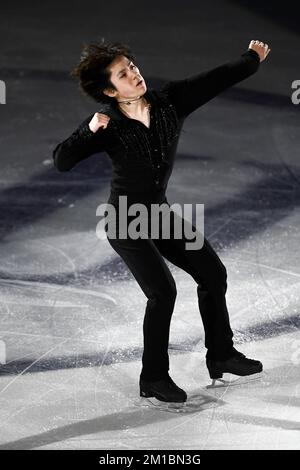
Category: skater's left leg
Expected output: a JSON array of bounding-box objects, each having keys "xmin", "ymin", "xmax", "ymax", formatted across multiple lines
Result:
[{"xmin": 153, "ymin": 209, "xmax": 262, "ymax": 378}]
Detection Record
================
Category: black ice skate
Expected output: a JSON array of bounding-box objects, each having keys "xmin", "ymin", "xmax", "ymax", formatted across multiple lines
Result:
[
  {"xmin": 139, "ymin": 374, "xmax": 187, "ymax": 403},
  {"xmin": 206, "ymin": 348, "xmax": 263, "ymax": 387}
]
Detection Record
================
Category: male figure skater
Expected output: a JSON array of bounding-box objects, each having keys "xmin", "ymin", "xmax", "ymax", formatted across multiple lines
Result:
[{"xmin": 53, "ymin": 39, "xmax": 271, "ymax": 403}]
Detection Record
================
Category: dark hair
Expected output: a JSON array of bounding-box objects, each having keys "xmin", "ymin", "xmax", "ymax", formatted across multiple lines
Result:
[{"xmin": 70, "ymin": 38, "xmax": 136, "ymax": 104}]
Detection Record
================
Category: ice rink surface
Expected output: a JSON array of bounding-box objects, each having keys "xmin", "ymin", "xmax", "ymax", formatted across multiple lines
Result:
[{"xmin": 0, "ymin": 0, "xmax": 299, "ymax": 450}]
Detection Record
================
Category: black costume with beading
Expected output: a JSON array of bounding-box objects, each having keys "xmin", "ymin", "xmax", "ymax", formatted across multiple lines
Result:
[{"xmin": 53, "ymin": 49, "xmax": 260, "ymax": 381}]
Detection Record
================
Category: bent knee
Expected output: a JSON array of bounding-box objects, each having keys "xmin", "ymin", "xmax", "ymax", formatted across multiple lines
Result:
[
  {"xmin": 198, "ymin": 262, "xmax": 227, "ymax": 288},
  {"xmin": 212, "ymin": 263, "xmax": 227, "ymax": 287},
  {"xmin": 150, "ymin": 283, "xmax": 177, "ymax": 305}
]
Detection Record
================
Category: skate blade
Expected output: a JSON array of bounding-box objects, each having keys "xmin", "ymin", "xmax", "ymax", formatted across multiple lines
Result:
[
  {"xmin": 206, "ymin": 371, "xmax": 265, "ymax": 389},
  {"xmin": 134, "ymin": 393, "xmax": 222, "ymax": 413},
  {"xmin": 133, "ymin": 396, "xmax": 188, "ymax": 413}
]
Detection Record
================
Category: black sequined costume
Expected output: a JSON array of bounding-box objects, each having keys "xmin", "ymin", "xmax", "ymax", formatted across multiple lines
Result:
[{"xmin": 53, "ymin": 49, "xmax": 260, "ymax": 381}]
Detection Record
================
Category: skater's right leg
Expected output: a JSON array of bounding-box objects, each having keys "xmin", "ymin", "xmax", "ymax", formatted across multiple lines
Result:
[{"xmin": 107, "ymin": 234, "xmax": 187, "ymax": 402}]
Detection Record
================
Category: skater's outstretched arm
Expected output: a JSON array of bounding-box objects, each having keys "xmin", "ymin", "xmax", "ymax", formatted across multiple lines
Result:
[
  {"xmin": 161, "ymin": 40, "xmax": 271, "ymax": 118},
  {"xmin": 53, "ymin": 112, "xmax": 110, "ymax": 172}
]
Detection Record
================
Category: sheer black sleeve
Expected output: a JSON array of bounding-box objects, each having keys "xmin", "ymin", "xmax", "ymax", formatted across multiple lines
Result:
[
  {"xmin": 53, "ymin": 114, "xmax": 106, "ymax": 171},
  {"xmin": 161, "ymin": 49, "xmax": 260, "ymax": 118}
]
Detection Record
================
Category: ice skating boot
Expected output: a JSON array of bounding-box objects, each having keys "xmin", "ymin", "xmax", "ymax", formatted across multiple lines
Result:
[
  {"xmin": 139, "ymin": 374, "xmax": 187, "ymax": 403},
  {"xmin": 206, "ymin": 348, "xmax": 263, "ymax": 387}
]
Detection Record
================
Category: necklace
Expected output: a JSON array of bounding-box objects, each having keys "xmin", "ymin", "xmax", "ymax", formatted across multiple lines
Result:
[
  {"xmin": 118, "ymin": 97, "xmax": 151, "ymax": 122},
  {"xmin": 117, "ymin": 96, "xmax": 143, "ymax": 105}
]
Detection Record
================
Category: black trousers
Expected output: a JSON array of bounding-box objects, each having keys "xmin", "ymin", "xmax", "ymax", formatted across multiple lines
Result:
[{"xmin": 106, "ymin": 199, "xmax": 234, "ymax": 381}]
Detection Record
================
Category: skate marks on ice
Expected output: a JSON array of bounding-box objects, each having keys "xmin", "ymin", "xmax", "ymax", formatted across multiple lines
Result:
[
  {"xmin": 133, "ymin": 372, "xmax": 265, "ymax": 413},
  {"xmin": 133, "ymin": 390, "xmax": 225, "ymax": 413}
]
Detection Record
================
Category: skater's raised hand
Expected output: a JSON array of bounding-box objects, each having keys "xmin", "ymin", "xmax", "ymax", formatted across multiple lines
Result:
[
  {"xmin": 248, "ymin": 40, "xmax": 271, "ymax": 62},
  {"xmin": 89, "ymin": 112, "xmax": 110, "ymax": 133}
]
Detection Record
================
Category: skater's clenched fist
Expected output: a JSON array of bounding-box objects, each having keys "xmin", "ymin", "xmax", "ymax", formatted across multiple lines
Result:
[
  {"xmin": 248, "ymin": 40, "xmax": 271, "ymax": 62},
  {"xmin": 89, "ymin": 112, "xmax": 110, "ymax": 133}
]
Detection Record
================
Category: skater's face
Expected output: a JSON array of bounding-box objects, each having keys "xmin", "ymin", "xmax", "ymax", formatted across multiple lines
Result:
[{"xmin": 103, "ymin": 55, "xmax": 147, "ymax": 100}]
